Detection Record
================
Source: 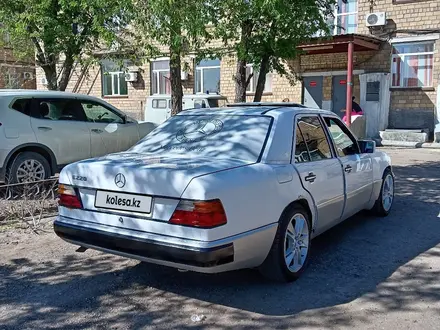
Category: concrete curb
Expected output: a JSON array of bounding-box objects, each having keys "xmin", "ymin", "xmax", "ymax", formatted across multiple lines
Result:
[{"xmin": 377, "ymin": 140, "xmax": 440, "ymax": 149}]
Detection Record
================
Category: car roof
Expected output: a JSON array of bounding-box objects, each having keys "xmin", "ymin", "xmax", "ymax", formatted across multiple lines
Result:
[
  {"xmin": 179, "ymin": 104, "xmax": 334, "ymax": 117},
  {"xmin": 0, "ymin": 89, "xmax": 102, "ymax": 101},
  {"xmin": 148, "ymin": 94, "xmax": 227, "ymax": 99}
]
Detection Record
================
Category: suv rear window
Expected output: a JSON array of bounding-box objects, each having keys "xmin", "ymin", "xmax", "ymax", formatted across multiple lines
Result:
[{"xmin": 11, "ymin": 99, "xmax": 32, "ymax": 116}]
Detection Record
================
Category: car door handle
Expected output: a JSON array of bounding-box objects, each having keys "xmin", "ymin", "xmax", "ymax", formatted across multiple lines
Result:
[
  {"xmin": 91, "ymin": 129, "xmax": 104, "ymax": 134},
  {"xmin": 304, "ymin": 172, "xmax": 317, "ymax": 183},
  {"xmin": 344, "ymin": 165, "xmax": 353, "ymax": 173},
  {"xmin": 38, "ymin": 126, "xmax": 52, "ymax": 131}
]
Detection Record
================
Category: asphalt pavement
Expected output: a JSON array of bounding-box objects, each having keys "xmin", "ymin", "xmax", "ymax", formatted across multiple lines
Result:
[{"xmin": 0, "ymin": 147, "xmax": 439, "ymax": 329}]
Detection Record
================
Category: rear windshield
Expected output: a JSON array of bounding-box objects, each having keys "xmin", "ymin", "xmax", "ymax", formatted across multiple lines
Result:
[{"xmin": 130, "ymin": 115, "xmax": 272, "ymax": 162}]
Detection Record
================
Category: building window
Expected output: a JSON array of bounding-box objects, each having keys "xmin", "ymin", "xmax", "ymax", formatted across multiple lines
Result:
[
  {"xmin": 246, "ymin": 64, "xmax": 273, "ymax": 93},
  {"xmin": 334, "ymin": 0, "xmax": 357, "ymax": 35},
  {"xmin": 101, "ymin": 60, "xmax": 129, "ymax": 96},
  {"xmin": 195, "ymin": 58, "xmax": 221, "ymax": 94},
  {"xmin": 5, "ymin": 73, "xmax": 20, "ymax": 89},
  {"xmin": 391, "ymin": 41, "xmax": 434, "ymax": 88},
  {"xmin": 151, "ymin": 60, "xmax": 170, "ymax": 95}
]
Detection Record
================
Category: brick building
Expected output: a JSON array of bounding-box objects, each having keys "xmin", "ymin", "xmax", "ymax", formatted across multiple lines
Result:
[
  {"xmin": 0, "ymin": 35, "xmax": 36, "ymax": 89},
  {"xmin": 36, "ymin": 0, "xmax": 440, "ymax": 140}
]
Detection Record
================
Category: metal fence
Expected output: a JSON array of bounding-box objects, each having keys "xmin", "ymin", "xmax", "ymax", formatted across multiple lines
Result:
[{"xmin": 0, "ymin": 178, "xmax": 59, "ymax": 227}]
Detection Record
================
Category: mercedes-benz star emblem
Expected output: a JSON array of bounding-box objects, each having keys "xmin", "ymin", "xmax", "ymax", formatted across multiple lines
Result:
[{"xmin": 115, "ymin": 173, "xmax": 126, "ymax": 188}]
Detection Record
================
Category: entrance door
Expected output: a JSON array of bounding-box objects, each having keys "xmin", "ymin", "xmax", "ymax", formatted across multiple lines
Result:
[
  {"xmin": 303, "ymin": 77, "xmax": 323, "ymax": 109},
  {"xmin": 332, "ymin": 75, "xmax": 347, "ymax": 117}
]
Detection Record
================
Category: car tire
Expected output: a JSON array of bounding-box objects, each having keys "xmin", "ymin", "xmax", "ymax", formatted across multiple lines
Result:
[
  {"xmin": 370, "ymin": 168, "xmax": 394, "ymax": 217},
  {"xmin": 259, "ymin": 205, "xmax": 312, "ymax": 282},
  {"xmin": 7, "ymin": 152, "xmax": 51, "ymax": 184}
]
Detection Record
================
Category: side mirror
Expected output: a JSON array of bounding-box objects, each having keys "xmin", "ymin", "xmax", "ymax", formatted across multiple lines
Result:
[{"xmin": 358, "ymin": 140, "xmax": 376, "ymax": 154}]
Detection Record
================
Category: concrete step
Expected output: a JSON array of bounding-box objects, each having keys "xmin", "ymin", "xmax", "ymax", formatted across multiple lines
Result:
[
  {"xmin": 384, "ymin": 129, "xmax": 425, "ymax": 133},
  {"xmin": 378, "ymin": 140, "xmax": 440, "ymax": 149},
  {"xmin": 379, "ymin": 130, "xmax": 428, "ymax": 143}
]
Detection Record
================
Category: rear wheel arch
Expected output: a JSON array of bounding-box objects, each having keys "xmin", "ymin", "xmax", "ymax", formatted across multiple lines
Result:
[
  {"xmin": 5, "ymin": 143, "xmax": 57, "ymax": 176},
  {"xmin": 279, "ymin": 198, "xmax": 314, "ymax": 228}
]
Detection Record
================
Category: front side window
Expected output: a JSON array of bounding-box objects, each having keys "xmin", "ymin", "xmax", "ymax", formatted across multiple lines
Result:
[
  {"xmin": 246, "ymin": 64, "xmax": 273, "ymax": 93},
  {"xmin": 324, "ymin": 117, "xmax": 359, "ymax": 156},
  {"xmin": 195, "ymin": 58, "xmax": 221, "ymax": 94},
  {"xmin": 81, "ymin": 101, "xmax": 124, "ymax": 124},
  {"xmin": 101, "ymin": 60, "xmax": 129, "ymax": 96},
  {"xmin": 391, "ymin": 41, "xmax": 434, "ymax": 87},
  {"xmin": 297, "ymin": 116, "xmax": 332, "ymax": 161},
  {"xmin": 152, "ymin": 60, "xmax": 170, "ymax": 94},
  {"xmin": 334, "ymin": 0, "xmax": 357, "ymax": 35}
]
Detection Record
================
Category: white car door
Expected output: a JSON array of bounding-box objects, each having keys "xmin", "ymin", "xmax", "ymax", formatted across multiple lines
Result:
[
  {"xmin": 293, "ymin": 115, "xmax": 345, "ymax": 235},
  {"xmin": 30, "ymin": 98, "xmax": 91, "ymax": 166},
  {"xmin": 323, "ymin": 116, "xmax": 374, "ymax": 219},
  {"xmin": 79, "ymin": 100, "xmax": 138, "ymax": 157}
]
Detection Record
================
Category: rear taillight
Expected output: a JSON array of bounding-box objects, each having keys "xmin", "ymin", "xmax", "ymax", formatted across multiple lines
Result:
[
  {"xmin": 169, "ymin": 199, "xmax": 227, "ymax": 228},
  {"xmin": 58, "ymin": 184, "xmax": 82, "ymax": 209}
]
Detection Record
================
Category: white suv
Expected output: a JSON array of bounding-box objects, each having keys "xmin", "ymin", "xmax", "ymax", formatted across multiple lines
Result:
[{"xmin": 0, "ymin": 90, "xmax": 155, "ymax": 183}]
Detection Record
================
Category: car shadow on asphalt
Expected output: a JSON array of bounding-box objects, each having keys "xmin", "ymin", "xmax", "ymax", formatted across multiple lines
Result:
[{"xmin": 0, "ymin": 162, "xmax": 439, "ymax": 329}]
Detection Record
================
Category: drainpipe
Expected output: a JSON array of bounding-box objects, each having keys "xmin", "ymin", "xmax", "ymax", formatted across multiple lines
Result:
[{"xmin": 345, "ymin": 41, "xmax": 354, "ymax": 127}]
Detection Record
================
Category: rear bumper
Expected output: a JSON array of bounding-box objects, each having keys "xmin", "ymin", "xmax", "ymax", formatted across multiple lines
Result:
[{"xmin": 54, "ymin": 220, "xmax": 234, "ymax": 268}]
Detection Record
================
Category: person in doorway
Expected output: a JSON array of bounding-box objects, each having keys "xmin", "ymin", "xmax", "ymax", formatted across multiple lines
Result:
[{"xmin": 342, "ymin": 96, "xmax": 363, "ymax": 123}]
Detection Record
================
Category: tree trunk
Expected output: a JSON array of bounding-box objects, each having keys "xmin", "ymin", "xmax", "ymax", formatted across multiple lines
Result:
[
  {"xmin": 170, "ymin": 46, "xmax": 183, "ymax": 116},
  {"xmin": 58, "ymin": 53, "xmax": 75, "ymax": 91},
  {"xmin": 234, "ymin": 20, "xmax": 253, "ymax": 103},
  {"xmin": 42, "ymin": 62, "xmax": 58, "ymax": 91},
  {"xmin": 234, "ymin": 59, "xmax": 247, "ymax": 102},
  {"xmin": 253, "ymin": 55, "xmax": 270, "ymax": 102}
]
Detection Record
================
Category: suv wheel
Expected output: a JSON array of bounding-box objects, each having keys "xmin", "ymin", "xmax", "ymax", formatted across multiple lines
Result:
[{"xmin": 7, "ymin": 152, "xmax": 51, "ymax": 183}]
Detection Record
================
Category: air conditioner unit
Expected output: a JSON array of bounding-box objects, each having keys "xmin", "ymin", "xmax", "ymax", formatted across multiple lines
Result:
[
  {"xmin": 125, "ymin": 72, "xmax": 138, "ymax": 82},
  {"xmin": 40, "ymin": 77, "xmax": 48, "ymax": 85},
  {"xmin": 23, "ymin": 72, "xmax": 34, "ymax": 80},
  {"xmin": 366, "ymin": 12, "xmax": 387, "ymax": 27},
  {"xmin": 181, "ymin": 71, "xmax": 188, "ymax": 81}
]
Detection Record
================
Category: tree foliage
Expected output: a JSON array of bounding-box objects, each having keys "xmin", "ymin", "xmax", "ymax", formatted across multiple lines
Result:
[
  {"xmin": 0, "ymin": 0, "xmax": 133, "ymax": 90},
  {"xmin": 212, "ymin": 0, "xmax": 334, "ymax": 102}
]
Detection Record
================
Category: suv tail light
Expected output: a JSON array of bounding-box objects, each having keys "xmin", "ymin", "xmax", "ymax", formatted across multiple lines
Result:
[
  {"xmin": 58, "ymin": 184, "xmax": 82, "ymax": 209},
  {"xmin": 169, "ymin": 199, "xmax": 227, "ymax": 228}
]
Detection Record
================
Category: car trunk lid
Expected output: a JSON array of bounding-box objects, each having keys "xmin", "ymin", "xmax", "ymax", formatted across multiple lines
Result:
[{"xmin": 60, "ymin": 152, "xmax": 251, "ymax": 198}]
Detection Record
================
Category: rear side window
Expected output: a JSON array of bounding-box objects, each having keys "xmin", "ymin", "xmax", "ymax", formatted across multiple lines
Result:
[
  {"xmin": 152, "ymin": 99, "xmax": 167, "ymax": 109},
  {"xmin": 31, "ymin": 99, "xmax": 87, "ymax": 121},
  {"xmin": 11, "ymin": 99, "xmax": 32, "ymax": 116},
  {"xmin": 297, "ymin": 116, "xmax": 332, "ymax": 161},
  {"xmin": 294, "ymin": 125, "xmax": 310, "ymax": 163}
]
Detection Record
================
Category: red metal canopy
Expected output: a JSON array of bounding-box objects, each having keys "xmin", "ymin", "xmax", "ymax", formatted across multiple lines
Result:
[{"xmin": 298, "ymin": 34, "xmax": 383, "ymax": 55}]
